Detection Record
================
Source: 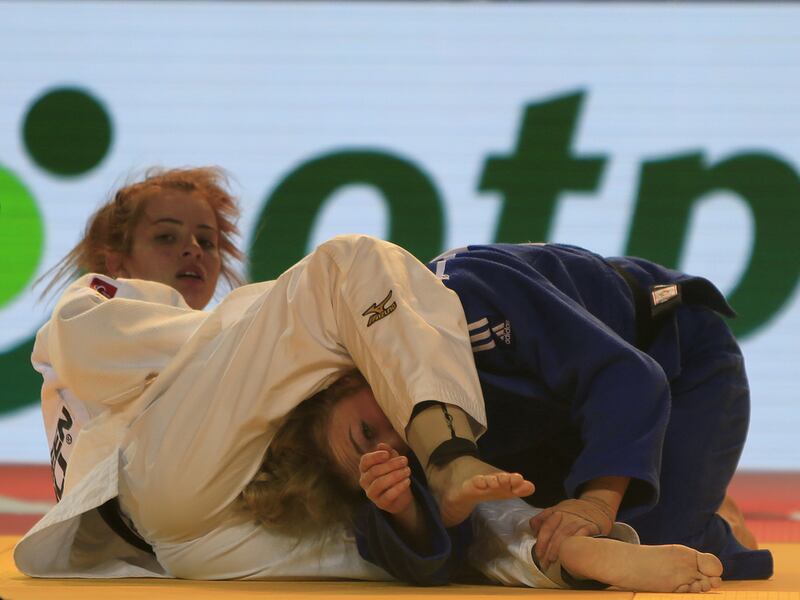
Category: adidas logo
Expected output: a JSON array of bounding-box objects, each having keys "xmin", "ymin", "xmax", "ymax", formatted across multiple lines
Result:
[
  {"xmin": 467, "ymin": 318, "xmax": 512, "ymax": 353},
  {"xmin": 492, "ymin": 320, "xmax": 512, "ymax": 345}
]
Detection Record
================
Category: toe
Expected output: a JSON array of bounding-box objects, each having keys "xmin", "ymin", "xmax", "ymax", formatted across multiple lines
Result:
[
  {"xmin": 471, "ymin": 475, "xmax": 488, "ymax": 490},
  {"xmin": 697, "ymin": 552, "xmax": 724, "ymax": 578}
]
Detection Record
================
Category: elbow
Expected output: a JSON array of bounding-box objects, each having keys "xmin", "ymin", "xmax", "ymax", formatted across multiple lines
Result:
[{"xmin": 316, "ymin": 234, "xmax": 388, "ymax": 258}]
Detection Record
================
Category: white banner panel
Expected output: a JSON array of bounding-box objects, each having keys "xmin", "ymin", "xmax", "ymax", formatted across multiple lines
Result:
[{"xmin": 0, "ymin": 2, "xmax": 798, "ymax": 468}]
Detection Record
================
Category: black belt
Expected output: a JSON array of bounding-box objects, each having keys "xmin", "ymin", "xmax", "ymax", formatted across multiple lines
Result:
[
  {"xmin": 97, "ymin": 497, "xmax": 155, "ymax": 556},
  {"xmin": 608, "ymin": 263, "xmax": 682, "ymax": 351},
  {"xmin": 608, "ymin": 261, "xmax": 737, "ymax": 351}
]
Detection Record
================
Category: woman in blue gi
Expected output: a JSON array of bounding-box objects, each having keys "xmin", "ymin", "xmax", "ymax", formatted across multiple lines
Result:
[
  {"xmin": 427, "ymin": 242, "xmax": 770, "ymax": 580},
  {"xmin": 246, "ymin": 242, "xmax": 770, "ymax": 585}
]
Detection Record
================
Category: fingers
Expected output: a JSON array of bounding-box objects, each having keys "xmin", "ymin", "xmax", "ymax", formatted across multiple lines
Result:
[
  {"xmin": 533, "ymin": 510, "xmax": 562, "ymax": 566},
  {"xmin": 358, "ymin": 442, "xmax": 404, "ymax": 472},
  {"xmin": 362, "ymin": 456, "xmax": 411, "ymax": 500},
  {"xmin": 359, "ymin": 442, "xmax": 407, "ymax": 479},
  {"xmin": 375, "ymin": 442, "xmax": 400, "ymax": 458},
  {"xmin": 372, "ymin": 478, "xmax": 413, "ymax": 513},
  {"xmin": 530, "ymin": 507, "xmax": 554, "ymax": 536},
  {"xmin": 359, "ymin": 456, "xmax": 408, "ymax": 490},
  {"xmin": 544, "ymin": 521, "xmax": 596, "ymax": 567},
  {"xmin": 534, "ymin": 502, "xmax": 606, "ymax": 569},
  {"xmin": 363, "ymin": 462, "xmax": 410, "ymax": 496},
  {"xmin": 359, "ymin": 450, "xmax": 406, "ymax": 477},
  {"xmin": 359, "ymin": 449, "xmax": 392, "ymax": 473},
  {"xmin": 365, "ymin": 468, "xmax": 413, "ymax": 513}
]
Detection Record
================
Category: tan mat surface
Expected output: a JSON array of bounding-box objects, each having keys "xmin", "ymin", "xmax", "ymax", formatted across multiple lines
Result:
[{"xmin": 1, "ymin": 537, "xmax": 798, "ymax": 599}]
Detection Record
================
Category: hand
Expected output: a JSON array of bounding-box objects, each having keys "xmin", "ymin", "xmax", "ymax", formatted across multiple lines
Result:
[
  {"xmin": 529, "ymin": 497, "xmax": 614, "ymax": 570},
  {"xmin": 359, "ymin": 442, "xmax": 414, "ymax": 515}
]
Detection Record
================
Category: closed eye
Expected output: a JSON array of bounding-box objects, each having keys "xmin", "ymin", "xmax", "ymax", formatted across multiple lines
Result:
[
  {"xmin": 361, "ymin": 421, "xmax": 374, "ymax": 442},
  {"xmin": 349, "ymin": 427, "xmax": 366, "ymax": 456}
]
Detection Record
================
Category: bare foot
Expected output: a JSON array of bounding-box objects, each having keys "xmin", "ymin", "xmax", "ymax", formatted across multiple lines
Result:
[
  {"xmin": 559, "ymin": 537, "xmax": 723, "ymax": 593},
  {"xmin": 427, "ymin": 456, "xmax": 534, "ymax": 527},
  {"xmin": 718, "ymin": 494, "xmax": 759, "ymax": 549}
]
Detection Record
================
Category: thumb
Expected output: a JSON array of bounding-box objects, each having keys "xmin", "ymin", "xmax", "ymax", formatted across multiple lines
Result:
[
  {"xmin": 530, "ymin": 508, "xmax": 551, "ymax": 534},
  {"xmin": 376, "ymin": 442, "xmax": 399, "ymax": 457}
]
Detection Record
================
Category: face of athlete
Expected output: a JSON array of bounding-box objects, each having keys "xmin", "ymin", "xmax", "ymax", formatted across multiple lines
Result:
[
  {"xmin": 328, "ymin": 386, "xmax": 409, "ymax": 487},
  {"xmin": 109, "ymin": 191, "xmax": 221, "ymax": 310}
]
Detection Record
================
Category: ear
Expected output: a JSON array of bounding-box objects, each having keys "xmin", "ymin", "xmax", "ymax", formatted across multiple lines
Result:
[{"xmin": 105, "ymin": 251, "xmax": 129, "ymax": 278}]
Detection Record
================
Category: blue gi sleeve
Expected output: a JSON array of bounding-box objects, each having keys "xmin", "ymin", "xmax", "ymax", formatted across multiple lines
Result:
[
  {"xmin": 435, "ymin": 247, "xmax": 670, "ymax": 518},
  {"xmin": 352, "ymin": 468, "xmax": 472, "ymax": 586}
]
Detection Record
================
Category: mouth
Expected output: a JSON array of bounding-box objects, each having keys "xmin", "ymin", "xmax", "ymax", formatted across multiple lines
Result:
[{"xmin": 176, "ymin": 269, "xmax": 205, "ymax": 282}]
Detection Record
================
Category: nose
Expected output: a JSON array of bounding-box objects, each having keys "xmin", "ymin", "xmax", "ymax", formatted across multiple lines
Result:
[{"xmin": 182, "ymin": 235, "xmax": 203, "ymax": 258}]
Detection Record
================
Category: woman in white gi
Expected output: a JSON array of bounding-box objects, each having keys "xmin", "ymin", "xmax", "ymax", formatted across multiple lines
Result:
[{"xmin": 17, "ymin": 167, "xmax": 538, "ymax": 582}]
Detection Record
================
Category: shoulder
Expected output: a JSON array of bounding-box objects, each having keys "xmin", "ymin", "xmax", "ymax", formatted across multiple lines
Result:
[{"xmin": 52, "ymin": 274, "xmax": 191, "ymax": 321}]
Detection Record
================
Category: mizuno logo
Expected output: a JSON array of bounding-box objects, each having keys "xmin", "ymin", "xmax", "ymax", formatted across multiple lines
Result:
[{"xmin": 362, "ymin": 290, "xmax": 398, "ymax": 327}]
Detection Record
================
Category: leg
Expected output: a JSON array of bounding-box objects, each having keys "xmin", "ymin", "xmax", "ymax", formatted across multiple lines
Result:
[
  {"xmin": 623, "ymin": 307, "xmax": 772, "ymax": 579},
  {"xmin": 406, "ymin": 403, "xmax": 534, "ymax": 526},
  {"xmin": 717, "ymin": 494, "xmax": 758, "ymax": 550},
  {"xmin": 559, "ymin": 537, "xmax": 723, "ymax": 593}
]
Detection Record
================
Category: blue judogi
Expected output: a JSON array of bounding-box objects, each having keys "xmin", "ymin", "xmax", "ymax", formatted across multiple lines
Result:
[
  {"xmin": 355, "ymin": 243, "xmax": 772, "ymax": 583},
  {"xmin": 353, "ymin": 455, "xmax": 473, "ymax": 586}
]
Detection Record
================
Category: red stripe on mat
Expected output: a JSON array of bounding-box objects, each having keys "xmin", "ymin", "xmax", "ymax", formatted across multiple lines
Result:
[
  {"xmin": 0, "ymin": 464, "xmax": 53, "ymax": 501},
  {"xmin": 0, "ymin": 514, "xmax": 42, "ymax": 536},
  {"xmin": 727, "ymin": 471, "xmax": 800, "ymax": 516},
  {"xmin": 1, "ymin": 465, "xmax": 798, "ymax": 539},
  {"xmin": 744, "ymin": 520, "xmax": 800, "ymax": 543}
]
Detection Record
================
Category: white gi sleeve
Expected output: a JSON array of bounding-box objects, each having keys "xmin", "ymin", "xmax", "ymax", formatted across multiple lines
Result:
[
  {"xmin": 469, "ymin": 499, "xmax": 640, "ymax": 588},
  {"xmin": 310, "ymin": 235, "xmax": 487, "ymax": 437},
  {"xmin": 468, "ymin": 499, "xmax": 560, "ymax": 588}
]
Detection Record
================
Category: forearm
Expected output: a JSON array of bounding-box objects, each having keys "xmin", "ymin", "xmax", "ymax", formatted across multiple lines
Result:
[
  {"xmin": 315, "ymin": 235, "xmax": 487, "ymax": 436},
  {"xmin": 389, "ymin": 501, "xmax": 431, "ymax": 554},
  {"xmin": 354, "ymin": 488, "xmax": 459, "ymax": 586}
]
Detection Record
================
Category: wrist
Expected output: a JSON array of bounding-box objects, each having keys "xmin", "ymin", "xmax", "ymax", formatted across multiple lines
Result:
[
  {"xmin": 578, "ymin": 495, "xmax": 615, "ymax": 528},
  {"xmin": 578, "ymin": 475, "xmax": 629, "ymax": 521},
  {"xmin": 389, "ymin": 500, "xmax": 430, "ymax": 552}
]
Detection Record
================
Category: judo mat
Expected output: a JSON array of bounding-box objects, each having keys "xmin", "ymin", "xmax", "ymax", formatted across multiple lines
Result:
[
  {"xmin": 2, "ymin": 466, "xmax": 800, "ymax": 598},
  {"xmin": 2, "ymin": 540, "xmax": 799, "ymax": 599}
]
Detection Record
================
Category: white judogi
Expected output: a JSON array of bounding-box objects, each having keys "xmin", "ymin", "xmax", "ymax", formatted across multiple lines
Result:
[
  {"xmin": 470, "ymin": 500, "xmax": 640, "ymax": 588},
  {"xmin": 17, "ymin": 234, "xmax": 487, "ymax": 580},
  {"xmin": 18, "ymin": 234, "xmax": 636, "ymax": 586}
]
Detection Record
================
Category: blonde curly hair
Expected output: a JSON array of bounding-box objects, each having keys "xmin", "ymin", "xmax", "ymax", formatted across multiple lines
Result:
[
  {"xmin": 39, "ymin": 166, "xmax": 244, "ymax": 298},
  {"xmin": 240, "ymin": 371, "xmax": 369, "ymax": 534}
]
